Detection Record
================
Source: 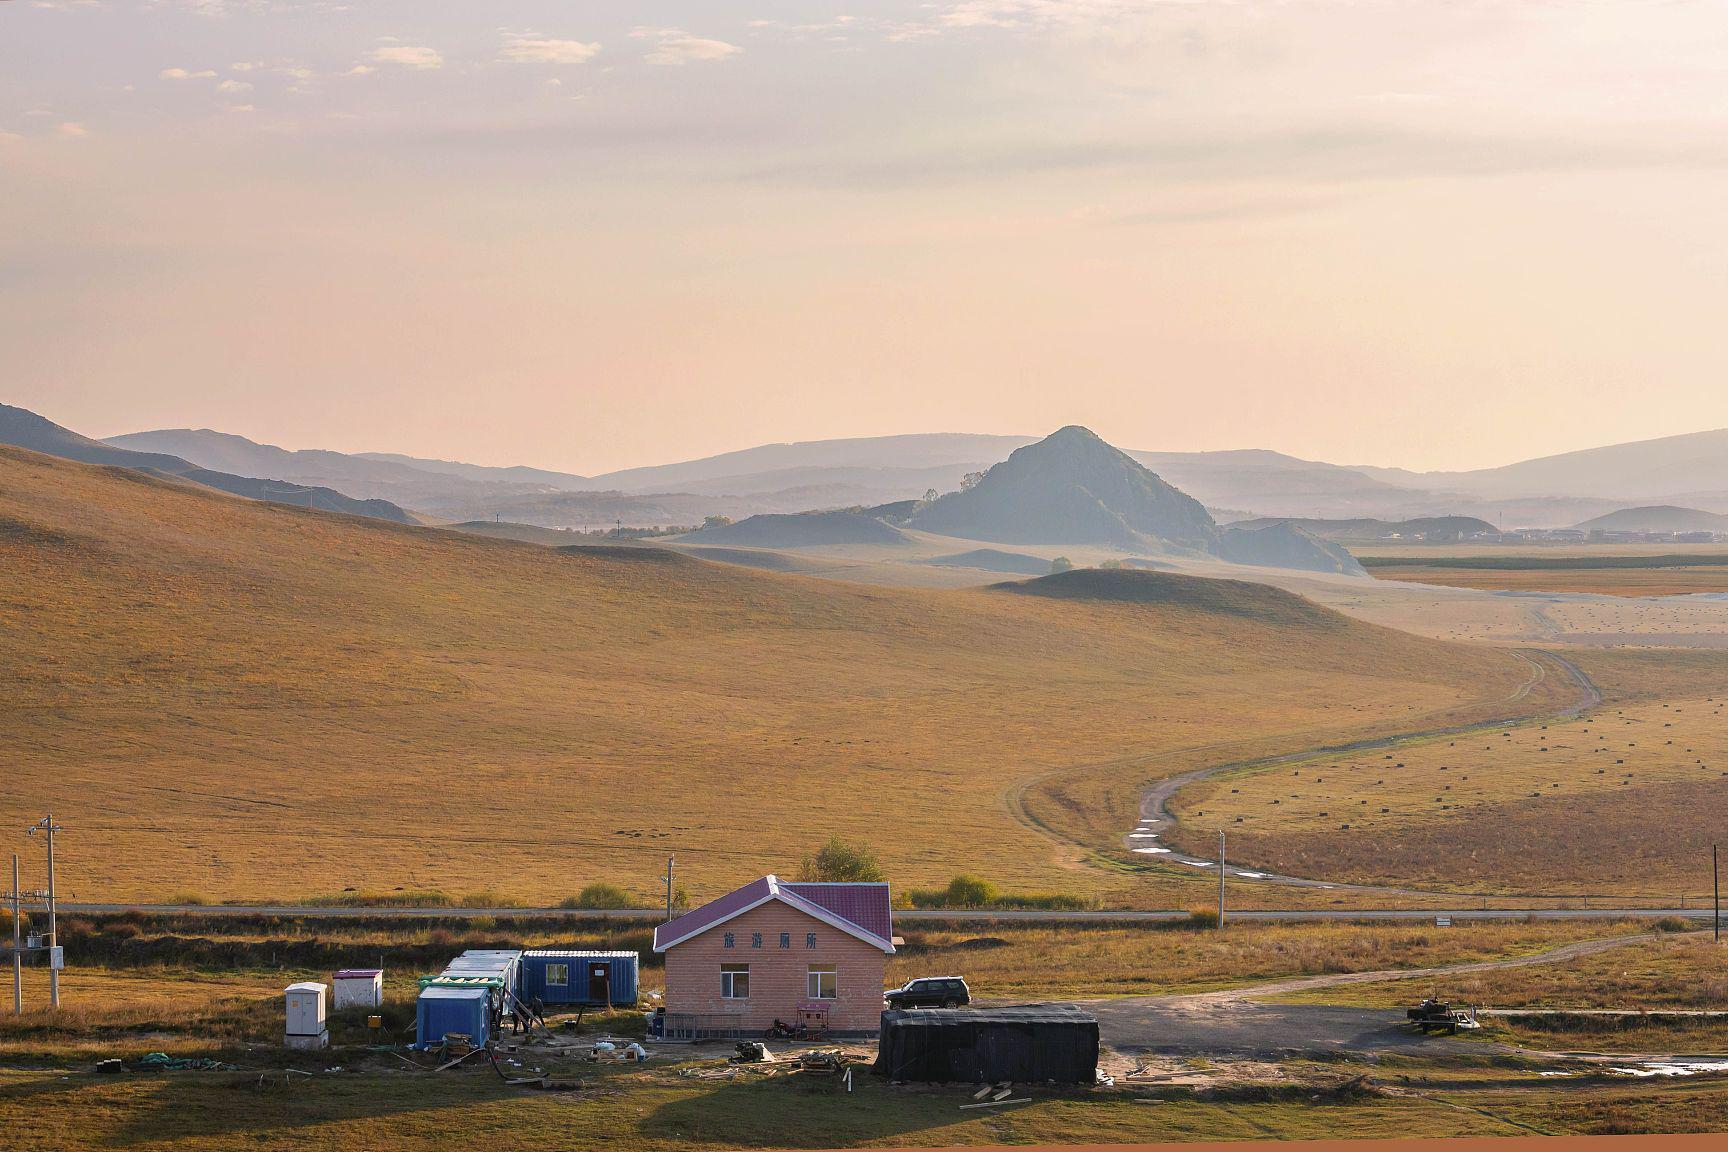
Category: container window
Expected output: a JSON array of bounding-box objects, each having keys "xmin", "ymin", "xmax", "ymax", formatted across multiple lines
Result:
[
  {"xmin": 545, "ymin": 963, "xmax": 569, "ymax": 986},
  {"xmin": 807, "ymin": 967, "xmax": 837, "ymax": 1000},
  {"xmin": 721, "ymin": 964, "xmax": 751, "ymax": 999}
]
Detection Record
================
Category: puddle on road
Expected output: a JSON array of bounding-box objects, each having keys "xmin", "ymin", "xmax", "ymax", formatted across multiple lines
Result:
[{"xmin": 1610, "ymin": 1062, "xmax": 1728, "ymax": 1078}]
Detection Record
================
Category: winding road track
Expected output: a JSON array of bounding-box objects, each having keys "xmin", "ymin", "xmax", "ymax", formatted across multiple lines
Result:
[{"xmin": 1122, "ymin": 648, "xmax": 1607, "ymax": 901}]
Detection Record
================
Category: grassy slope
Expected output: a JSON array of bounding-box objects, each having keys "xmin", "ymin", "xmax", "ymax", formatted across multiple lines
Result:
[
  {"xmin": 2, "ymin": 446, "xmax": 1541, "ymax": 906},
  {"xmin": 1169, "ymin": 678, "xmax": 1728, "ymax": 897}
]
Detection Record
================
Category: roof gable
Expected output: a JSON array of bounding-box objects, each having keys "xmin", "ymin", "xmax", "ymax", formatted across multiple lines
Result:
[{"xmin": 653, "ymin": 875, "xmax": 894, "ymax": 954}]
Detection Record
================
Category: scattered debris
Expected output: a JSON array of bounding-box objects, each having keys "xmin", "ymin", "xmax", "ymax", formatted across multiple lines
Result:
[{"xmin": 136, "ymin": 1052, "xmax": 238, "ymax": 1072}]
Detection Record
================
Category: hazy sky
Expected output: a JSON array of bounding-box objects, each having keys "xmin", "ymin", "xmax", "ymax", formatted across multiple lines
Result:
[{"xmin": 6, "ymin": 1, "xmax": 1728, "ymax": 474}]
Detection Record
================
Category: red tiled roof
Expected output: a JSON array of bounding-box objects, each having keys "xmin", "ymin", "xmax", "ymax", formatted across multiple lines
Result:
[{"xmin": 653, "ymin": 876, "xmax": 894, "ymax": 953}]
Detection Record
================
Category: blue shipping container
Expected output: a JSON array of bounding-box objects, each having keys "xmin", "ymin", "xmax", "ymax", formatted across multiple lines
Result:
[
  {"xmin": 518, "ymin": 951, "xmax": 638, "ymax": 1007},
  {"xmin": 416, "ymin": 985, "xmax": 493, "ymax": 1047}
]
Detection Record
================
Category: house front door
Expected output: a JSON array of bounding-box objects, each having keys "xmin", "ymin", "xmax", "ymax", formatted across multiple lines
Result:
[{"xmin": 588, "ymin": 963, "xmax": 611, "ymax": 1003}]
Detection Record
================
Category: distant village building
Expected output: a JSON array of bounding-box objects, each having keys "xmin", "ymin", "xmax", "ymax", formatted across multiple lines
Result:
[{"xmin": 653, "ymin": 875, "xmax": 894, "ymax": 1039}]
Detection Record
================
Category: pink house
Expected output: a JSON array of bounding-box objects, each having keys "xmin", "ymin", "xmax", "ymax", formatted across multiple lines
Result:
[{"xmin": 653, "ymin": 875, "xmax": 894, "ymax": 1038}]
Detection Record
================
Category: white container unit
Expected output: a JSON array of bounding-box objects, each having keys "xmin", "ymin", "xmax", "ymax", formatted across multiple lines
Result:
[
  {"xmin": 285, "ymin": 981, "xmax": 329, "ymax": 1050},
  {"xmin": 333, "ymin": 968, "xmax": 384, "ymax": 1010}
]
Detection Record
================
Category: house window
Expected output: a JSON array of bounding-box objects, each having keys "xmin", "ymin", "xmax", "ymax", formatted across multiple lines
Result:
[
  {"xmin": 723, "ymin": 932, "xmax": 735, "ymax": 949},
  {"xmin": 805, "ymin": 933, "xmax": 816, "ymax": 949},
  {"xmin": 807, "ymin": 966, "xmax": 837, "ymax": 1000},
  {"xmin": 751, "ymin": 932, "xmax": 762, "ymax": 949},
  {"xmin": 721, "ymin": 964, "xmax": 750, "ymax": 999},
  {"xmin": 779, "ymin": 932, "xmax": 790, "ymax": 949},
  {"xmin": 544, "ymin": 963, "xmax": 569, "ymax": 986}
]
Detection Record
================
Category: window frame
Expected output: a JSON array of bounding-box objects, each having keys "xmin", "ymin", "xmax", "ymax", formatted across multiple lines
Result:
[
  {"xmin": 807, "ymin": 966, "xmax": 838, "ymax": 1001},
  {"xmin": 544, "ymin": 962, "xmax": 569, "ymax": 987},
  {"xmin": 720, "ymin": 964, "xmax": 751, "ymax": 1000}
]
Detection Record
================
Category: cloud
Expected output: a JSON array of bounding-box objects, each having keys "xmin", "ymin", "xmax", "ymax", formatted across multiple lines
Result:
[
  {"xmin": 160, "ymin": 67, "xmax": 218, "ymax": 80},
  {"xmin": 499, "ymin": 34, "xmax": 601, "ymax": 65},
  {"xmin": 370, "ymin": 45, "xmax": 444, "ymax": 70},
  {"xmin": 631, "ymin": 27, "xmax": 742, "ymax": 66},
  {"xmin": 345, "ymin": 65, "xmax": 374, "ymax": 76},
  {"xmin": 217, "ymin": 79, "xmax": 253, "ymax": 94},
  {"xmin": 57, "ymin": 122, "xmax": 88, "ymax": 138}
]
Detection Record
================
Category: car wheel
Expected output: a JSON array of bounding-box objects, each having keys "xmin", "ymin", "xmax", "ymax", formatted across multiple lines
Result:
[{"xmin": 942, "ymin": 998, "xmax": 959, "ymax": 1009}]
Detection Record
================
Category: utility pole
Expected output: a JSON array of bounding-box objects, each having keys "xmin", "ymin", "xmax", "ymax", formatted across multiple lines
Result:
[
  {"xmin": 664, "ymin": 856, "xmax": 675, "ymax": 922},
  {"xmin": 28, "ymin": 815, "xmax": 61, "ymax": 1009},
  {"xmin": 1217, "ymin": 830, "xmax": 1226, "ymax": 929},
  {"xmin": 10, "ymin": 854, "xmax": 19, "ymax": 1015}
]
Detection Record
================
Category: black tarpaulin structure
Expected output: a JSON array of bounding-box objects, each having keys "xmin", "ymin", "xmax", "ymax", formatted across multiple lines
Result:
[{"xmin": 873, "ymin": 1004, "xmax": 1099, "ymax": 1084}]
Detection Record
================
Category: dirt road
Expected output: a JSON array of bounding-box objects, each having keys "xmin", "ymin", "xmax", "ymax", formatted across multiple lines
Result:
[
  {"xmin": 1084, "ymin": 929, "xmax": 1664, "ymax": 1057},
  {"xmin": 1125, "ymin": 648, "xmax": 1606, "ymax": 900}
]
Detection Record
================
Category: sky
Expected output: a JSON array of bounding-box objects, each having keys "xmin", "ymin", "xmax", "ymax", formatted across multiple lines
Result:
[{"xmin": 5, "ymin": 1, "xmax": 1728, "ymax": 475}]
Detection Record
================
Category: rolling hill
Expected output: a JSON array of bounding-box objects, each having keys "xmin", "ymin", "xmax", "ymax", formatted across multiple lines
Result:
[
  {"xmin": 674, "ymin": 509, "xmax": 910, "ymax": 547},
  {"xmin": 1353, "ymin": 427, "xmax": 1728, "ymax": 504},
  {"xmin": 1219, "ymin": 522, "xmax": 1366, "ymax": 576},
  {"xmin": 905, "ymin": 426, "xmax": 1364, "ymax": 575},
  {"xmin": 1573, "ymin": 506, "xmax": 1728, "ymax": 534},
  {"xmin": 909, "ymin": 426, "xmax": 1220, "ymax": 552},
  {"xmin": 0, "ymin": 444, "xmax": 1548, "ymax": 906},
  {"xmin": 3, "ymin": 405, "xmax": 411, "ymax": 523},
  {"xmin": 1226, "ymin": 516, "xmax": 1497, "ymax": 542}
]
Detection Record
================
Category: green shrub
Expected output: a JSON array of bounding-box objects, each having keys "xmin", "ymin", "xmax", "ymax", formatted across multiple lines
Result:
[
  {"xmin": 1185, "ymin": 907, "xmax": 1221, "ymax": 929},
  {"xmin": 163, "ymin": 891, "xmax": 208, "ymax": 906},
  {"xmin": 305, "ymin": 890, "xmax": 452, "ymax": 908},
  {"xmin": 1653, "ymin": 916, "xmax": 1693, "ymax": 933},
  {"xmin": 904, "ymin": 877, "xmax": 1094, "ymax": 911},
  {"xmin": 562, "ymin": 882, "xmax": 633, "ymax": 910},
  {"xmin": 944, "ymin": 874, "xmax": 998, "ymax": 907}
]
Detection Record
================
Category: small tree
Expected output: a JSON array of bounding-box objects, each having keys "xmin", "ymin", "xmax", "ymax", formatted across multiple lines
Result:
[
  {"xmin": 1050, "ymin": 556, "xmax": 1074, "ymax": 573},
  {"xmin": 564, "ymin": 882, "xmax": 633, "ymax": 909},
  {"xmin": 798, "ymin": 836, "xmax": 885, "ymax": 883},
  {"xmin": 923, "ymin": 488, "xmax": 939, "ymax": 504},
  {"xmin": 703, "ymin": 515, "xmax": 733, "ymax": 529},
  {"xmin": 960, "ymin": 470, "xmax": 987, "ymax": 492},
  {"xmin": 944, "ymin": 874, "xmax": 998, "ymax": 907},
  {"xmin": 1099, "ymin": 558, "xmax": 1124, "ymax": 570}
]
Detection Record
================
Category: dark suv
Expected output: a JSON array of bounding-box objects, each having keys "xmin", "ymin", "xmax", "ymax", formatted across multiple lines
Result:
[{"xmin": 884, "ymin": 977, "xmax": 970, "ymax": 1010}]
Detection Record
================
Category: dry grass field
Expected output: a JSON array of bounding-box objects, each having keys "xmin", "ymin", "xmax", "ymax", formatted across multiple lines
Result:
[
  {"xmin": 0, "ymin": 448, "xmax": 1549, "ymax": 908},
  {"xmin": 1371, "ymin": 564, "xmax": 1728, "ymax": 597},
  {"xmin": 1168, "ymin": 686, "xmax": 1728, "ymax": 897},
  {"xmin": 1282, "ymin": 930, "xmax": 1728, "ymax": 1012}
]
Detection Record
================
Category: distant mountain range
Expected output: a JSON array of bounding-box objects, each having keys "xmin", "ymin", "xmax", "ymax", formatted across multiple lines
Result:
[
  {"xmin": 1, "ymin": 406, "xmax": 411, "ymax": 523},
  {"xmin": 80, "ymin": 416, "xmax": 1728, "ymax": 532}
]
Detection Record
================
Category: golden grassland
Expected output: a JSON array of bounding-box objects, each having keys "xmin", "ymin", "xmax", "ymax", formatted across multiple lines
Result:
[
  {"xmin": 1281, "ymin": 931, "xmax": 1728, "ymax": 1013},
  {"xmin": 1370, "ymin": 564, "xmax": 1728, "ymax": 596},
  {"xmin": 895, "ymin": 918, "xmax": 1664, "ymax": 998},
  {"xmin": 0, "ymin": 447, "xmax": 1550, "ymax": 908},
  {"xmin": 1168, "ymin": 684, "xmax": 1728, "ymax": 896}
]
